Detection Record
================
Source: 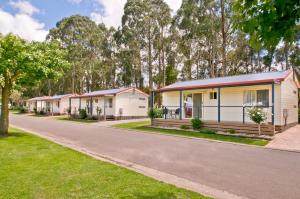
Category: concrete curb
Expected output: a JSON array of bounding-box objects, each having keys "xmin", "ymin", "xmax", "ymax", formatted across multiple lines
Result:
[{"xmin": 12, "ymin": 125, "xmax": 246, "ymax": 199}]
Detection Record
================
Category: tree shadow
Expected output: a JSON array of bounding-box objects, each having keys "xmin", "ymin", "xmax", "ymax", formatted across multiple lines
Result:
[
  {"xmin": 133, "ymin": 191, "xmax": 177, "ymax": 199},
  {"xmin": 0, "ymin": 132, "xmax": 27, "ymax": 139}
]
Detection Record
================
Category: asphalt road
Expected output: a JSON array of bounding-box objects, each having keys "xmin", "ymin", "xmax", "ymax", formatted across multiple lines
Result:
[{"xmin": 10, "ymin": 114, "xmax": 300, "ymax": 199}]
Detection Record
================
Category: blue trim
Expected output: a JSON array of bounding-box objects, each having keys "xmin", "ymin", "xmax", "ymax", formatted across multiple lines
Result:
[
  {"xmin": 179, "ymin": 90, "xmax": 182, "ymax": 120},
  {"xmin": 218, "ymin": 88, "xmax": 221, "ymax": 122},
  {"xmin": 272, "ymin": 82, "xmax": 275, "ymax": 125}
]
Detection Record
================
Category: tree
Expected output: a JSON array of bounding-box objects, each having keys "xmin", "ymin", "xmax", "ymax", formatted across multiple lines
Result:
[
  {"xmin": 233, "ymin": 0, "xmax": 300, "ymax": 49},
  {"xmin": 0, "ymin": 34, "xmax": 68, "ymax": 136},
  {"xmin": 47, "ymin": 15, "xmax": 106, "ymax": 93}
]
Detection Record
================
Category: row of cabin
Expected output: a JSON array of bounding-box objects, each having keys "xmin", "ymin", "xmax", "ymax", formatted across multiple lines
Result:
[{"xmin": 27, "ymin": 87, "xmax": 149, "ymax": 119}]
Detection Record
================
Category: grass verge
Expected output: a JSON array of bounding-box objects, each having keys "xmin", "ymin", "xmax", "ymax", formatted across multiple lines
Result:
[
  {"xmin": 55, "ymin": 115, "xmax": 98, "ymax": 123},
  {"xmin": 113, "ymin": 121, "xmax": 269, "ymax": 146},
  {"xmin": 0, "ymin": 128, "xmax": 209, "ymax": 199}
]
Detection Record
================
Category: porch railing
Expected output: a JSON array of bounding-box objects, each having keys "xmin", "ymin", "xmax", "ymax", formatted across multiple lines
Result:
[{"xmin": 160, "ymin": 105, "xmax": 273, "ymax": 124}]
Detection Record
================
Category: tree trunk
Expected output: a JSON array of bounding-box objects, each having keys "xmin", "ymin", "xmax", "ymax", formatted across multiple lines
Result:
[
  {"xmin": 148, "ymin": 28, "xmax": 153, "ymax": 90},
  {"xmin": 0, "ymin": 85, "xmax": 10, "ymax": 136},
  {"xmin": 220, "ymin": 0, "xmax": 226, "ymax": 76},
  {"xmin": 284, "ymin": 41, "xmax": 289, "ymax": 70}
]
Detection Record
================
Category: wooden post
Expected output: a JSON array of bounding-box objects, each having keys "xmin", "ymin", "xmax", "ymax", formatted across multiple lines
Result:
[
  {"xmin": 242, "ymin": 106, "xmax": 245, "ymax": 123},
  {"xmin": 151, "ymin": 91, "xmax": 155, "ymax": 108},
  {"xmin": 79, "ymin": 98, "xmax": 81, "ymax": 110},
  {"xmin": 218, "ymin": 87, "xmax": 221, "ymax": 123}
]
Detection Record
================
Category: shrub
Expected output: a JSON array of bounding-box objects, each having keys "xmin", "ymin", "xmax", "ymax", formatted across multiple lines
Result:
[
  {"xmin": 39, "ymin": 110, "xmax": 46, "ymax": 115},
  {"xmin": 78, "ymin": 109, "xmax": 87, "ymax": 119},
  {"xmin": 298, "ymin": 108, "xmax": 300, "ymax": 123},
  {"xmin": 227, "ymin": 129, "xmax": 236, "ymax": 134},
  {"xmin": 33, "ymin": 107, "xmax": 37, "ymax": 114},
  {"xmin": 247, "ymin": 107, "xmax": 267, "ymax": 135},
  {"xmin": 200, "ymin": 128, "xmax": 216, "ymax": 134},
  {"xmin": 86, "ymin": 115, "xmax": 98, "ymax": 120},
  {"xmin": 19, "ymin": 106, "xmax": 28, "ymax": 114},
  {"xmin": 180, "ymin": 125, "xmax": 190, "ymax": 130},
  {"xmin": 148, "ymin": 107, "xmax": 163, "ymax": 119},
  {"xmin": 191, "ymin": 118, "xmax": 203, "ymax": 130}
]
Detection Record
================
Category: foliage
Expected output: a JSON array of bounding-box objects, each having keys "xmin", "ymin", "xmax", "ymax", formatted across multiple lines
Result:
[
  {"xmin": 0, "ymin": 34, "xmax": 68, "ymax": 135},
  {"xmin": 78, "ymin": 109, "xmax": 87, "ymax": 119},
  {"xmin": 227, "ymin": 129, "xmax": 236, "ymax": 134},
  {"xmin": 233, "ymin": 0, "xmax": 300, "ymax": 49},
  {"xmin": 39, "ymin": 109, "xmax": 46, "ymax": 115},
  {"xmin": 148, "ymin": 107, "xmax": 163, "ymax": 119},
  {"xmin": 180, "ymin": 125, "xmax": 190, "ymax": 130},
  {"xmin": 247, "ymin": 107, "xmax": 267, "ymax": 125},
  {"xmin": 96, "ymin": 107, "xmax": 102, "ymax": 116},
  {"xmin": 191, "ymin": 118, "xmax": 203, "ymax": 130}
]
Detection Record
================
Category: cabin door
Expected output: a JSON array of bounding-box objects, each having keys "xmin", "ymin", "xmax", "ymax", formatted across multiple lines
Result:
[{"xmin": 193, "ymin": 93, "xmax": 202, "ymax": 119}]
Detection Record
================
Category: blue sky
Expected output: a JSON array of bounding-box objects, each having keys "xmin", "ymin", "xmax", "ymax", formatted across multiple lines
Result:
[{"xmin": 0, "ymin": 0, "xmax": 181, "ymax": 41}]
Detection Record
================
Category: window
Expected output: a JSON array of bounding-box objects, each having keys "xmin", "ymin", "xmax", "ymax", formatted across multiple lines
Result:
[
  {"xmin": 243, "ymin": 90, "xmax": 269, "ymax": 106},
  {"xmin": 257, "ymin": 90, "xmax": 269, "ymax": 106},
  {"xmin": 94, "ymin": 99, "xmax": 98, "ymax": 103},
  {"xmin": 56, "ymin": 101, "xmax": 60, "ymax": 108},
  {"xmin": 209, "ymin": 92, "xmax": 217, "ymax": 100},
  {"xmin": 139, "ymin": 97, "xmax": 146, "ymax": 101},
  {"xmin": 243, "ymin": 90, "xmax": 256, "ymax": 105},
  {"xmin": 107, "ymin": 98, "xmax": 113, "ymax": 108},
  {"xmin": 139, "ymin": 106, "xmax": 146, "ymax": 108}
]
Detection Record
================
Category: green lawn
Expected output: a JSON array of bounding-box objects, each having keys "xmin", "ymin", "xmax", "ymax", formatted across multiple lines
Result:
[
  {"xmin": 55, "ymin": 115, "xmax": 98, "ymax": 123},
  {"xmin": 113, "ymin": 121, "xmax": 269, "ymax": 146},
  {"xmin": 0, "ymin": 128, "xmax": 209, "ymax": 199}
]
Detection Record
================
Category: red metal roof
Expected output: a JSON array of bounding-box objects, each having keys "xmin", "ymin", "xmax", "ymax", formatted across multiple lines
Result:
[{"xmin": 158, "ymin": 70, "xmax": 292, "ymax": 91}]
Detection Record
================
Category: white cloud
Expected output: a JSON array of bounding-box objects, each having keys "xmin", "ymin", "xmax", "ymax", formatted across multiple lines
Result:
[
  {"xmin": 67, "ymin": 0, "xmax": 82, "ymax": 4},
  {"xmin": 9, "ymin": 0, "xmax": 40, "ymax": 15},
  {"xmin": 91, "ymin": 0, "xmax": 182, "ymax": 28},
  {"xmin": 0, "ymin": 8, "xmax": 48, "ymax": 41}
]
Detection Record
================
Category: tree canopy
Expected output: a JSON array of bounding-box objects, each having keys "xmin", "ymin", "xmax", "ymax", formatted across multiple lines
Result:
[{"xmin": 0, "ymin": 34, "xmax": 69, "ymax": 135}]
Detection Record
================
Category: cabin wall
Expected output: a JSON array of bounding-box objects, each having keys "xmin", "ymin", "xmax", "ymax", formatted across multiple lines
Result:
[
  {"xmin": 280, "ymin": 74, "xmax": 299, "ymax": 125},
  {"xmin": 115, "ymin": 91, "xmax": 148, "ymax": 117}
]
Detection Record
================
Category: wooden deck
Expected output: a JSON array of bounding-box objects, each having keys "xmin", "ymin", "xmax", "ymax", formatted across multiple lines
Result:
[{"xmin": 152, "ymin": 118, "xmax": 275, "ymax": 135}]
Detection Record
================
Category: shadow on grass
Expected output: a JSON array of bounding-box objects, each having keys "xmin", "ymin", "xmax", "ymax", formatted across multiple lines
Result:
[
  {"xmin": 134, "ymin": 192, "xmax": 176, "ymax": 199},
  {"xmin": 0, "ymin": 132, "xmax": 27, "ymax": 139}
]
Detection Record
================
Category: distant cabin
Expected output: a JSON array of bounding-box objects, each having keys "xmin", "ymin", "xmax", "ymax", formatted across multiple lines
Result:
[
  {"xmin": 70, "ymin": 87, "xmax": 149, "ymax": 120},
  {"xmin": 27, "ymin": 94, "xmax": 74, "ymax": 115},
  {"xmin": 152, "ymin": 69, "xmax": 299, "ymax": 135}
]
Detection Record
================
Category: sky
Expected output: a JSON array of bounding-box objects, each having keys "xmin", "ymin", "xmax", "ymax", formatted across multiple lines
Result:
[{"xmin": 0, "ymin": 0, "xmax": 182, "ymax": 41}]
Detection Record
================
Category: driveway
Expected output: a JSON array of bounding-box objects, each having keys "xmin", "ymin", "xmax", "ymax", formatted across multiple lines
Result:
[
  {"xmin": 267, "ymin": 125, "xmax": 300, "ymax": 151},
  {"xmin": 10, "ymin": 114, "xmax": 300, "ymax": 199}
]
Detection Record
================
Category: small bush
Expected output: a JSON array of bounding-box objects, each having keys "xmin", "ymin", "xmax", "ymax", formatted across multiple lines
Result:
[
  {"xmin": 148, "ymin": 107, "xmax": 163, "ymax": 119},
  {"xmin": 227, "ymin": 129, "xmax": 236, "ymax": 134},
  {"xmin": 78, "ymin": 109, "xmax": 87, "ymax": 119},
  {"xmin": 39, "ymin": 110, "xmax": 46, "ymax": 115},
  {"xmin": 191, "ymin": 118, "xmax": 203, "ymax": 130},
  {"xmin": 33, "ymin": 107, "xmax": 37, "ymax": 114},
  {"xmin": 86, "ymin": 115, "xmax": 98, "ymax": 120},
  {"xmin": 19, "ymin": 106, "xmax": 28, "ymax": 114},
  {"xmin": 180, "ymin": 125, "xmax": 190, "ymax": 130},
  {"xmin": 200, "ymin": 128, "xmax": 216, "ymax": 134}
]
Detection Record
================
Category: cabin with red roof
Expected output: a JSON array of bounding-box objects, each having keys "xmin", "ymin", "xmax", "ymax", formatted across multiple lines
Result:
[
  {"xmin": 151, "ymin": 70, "xmax": 299, "ymax": 135},
  {"xmin": 70, "ymin": 87, "xmax": 149, "ymax": 120}
]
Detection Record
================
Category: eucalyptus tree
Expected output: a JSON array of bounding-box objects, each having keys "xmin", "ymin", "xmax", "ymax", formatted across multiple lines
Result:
[
  {"xmin": 47, "ymin": 15, "xmax": 106, "ymax": 93},
  {"xmin": 122, "ymin": 0, "xmax": 172, "ymax": 90},
  {"xmin": 0, "ymin": 34, "xmax": 68, "ymax": 135}
]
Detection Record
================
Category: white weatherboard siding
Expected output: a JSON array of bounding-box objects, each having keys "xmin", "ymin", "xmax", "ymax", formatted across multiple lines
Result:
[
  {"xmin": 280, "ymin": 74, "xmax": 299, "ymax": 125},
  {"xmin": 162, "ymin": 84, "xmax": 282, "ymax": 125},
  {"xmin": 115, "ymin": 91, "xmax": 148, "ymax": 117},
  {"xmin": 70, "ymin": 98, "xmax": 80, "ymax": 115}
]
